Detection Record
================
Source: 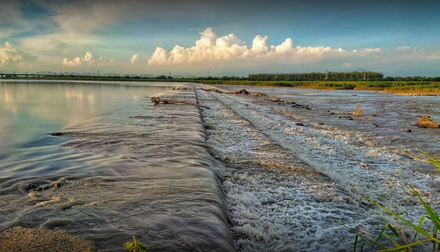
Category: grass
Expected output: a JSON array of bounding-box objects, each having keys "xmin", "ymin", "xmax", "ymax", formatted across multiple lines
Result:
[
  {"xmin": 124, "ymin": 236, "xmax": 147, "ymax": 252},
  {"xmin": 353, "ymin": 105, "xmax": 362, "ymax": 117},
  {"xmin": 339, "ymin": 151, "xmax": 440, "ymax": 252},
  {"xmin": 194, "ymin": 80, "xmax": 440, "ymax": 95},
  {"xmin": 417, "ymin": 116, "xmax": 440, "ymax": 128}
]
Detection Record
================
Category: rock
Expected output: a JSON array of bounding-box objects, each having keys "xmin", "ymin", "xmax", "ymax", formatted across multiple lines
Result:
[
  {"xmin": 272, "ymin": 98, "xmax": 280, "ymax": 102},
  {"xmin": 405, "ymin": 129, "xmax": 412, "ymax": 132},
  {"xmin": 295, "ymin": 122, "xmax": 304, "ymax": 126},
  {"xmin": 253, "ymin": 92, "xmax": 267, "ymax": 97},
  {"xmin": 317, "ymin": 123, "xmax": 324, "ymax": 125},
  {"xmin": 53, "ymin": 182, "xmax": 60, "ymax": 188},
  {"xmin": 151, "ymin": 97, "xmax": 160, "ymax": 104},
  {"xmin": 24, "ymin": 183, "xmax": 39, "ymax": 191},
  {"xmin": 232, "ymin": 89, "xmax": 248, "ymax": 95},
  {"xmin": 172, "ymin": 87, "xmax": 187, "ymax": 90},
  {"xmin": 205, "ymin": 125, "xmax": 216, "ymax": 130},
  {"xmin": 338, "ymin": 115, "xmax": 342, "ymax": 118},
  {"xmin": 51, "ymin": 132, "xmax": 63, "ymax": 136}
]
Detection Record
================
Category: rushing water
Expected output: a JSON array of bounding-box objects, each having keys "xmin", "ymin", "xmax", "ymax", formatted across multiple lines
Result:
[
  {"xmin": 0, "ymin": 81, "xmax": 234, "ymax": 251},
  {"xmin": 1, "ymin": 81, "xmax": 439, "ymax": 251},
  {"xmin": 195, "ymin": 84, "xmax": 440, "ymax": 251}
]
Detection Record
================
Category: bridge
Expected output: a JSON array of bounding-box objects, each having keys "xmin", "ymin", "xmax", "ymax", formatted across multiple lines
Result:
[
  {"xmin": 0, "ymin": 71, "xmax": 68, "ymax": 78},
  {"xmin": 0, "ymin": 71, "xmax": 193, "ymax": 79},
  {"xmin": 0, "ymin": 71, "xmax": 156, "ymax": 78}
]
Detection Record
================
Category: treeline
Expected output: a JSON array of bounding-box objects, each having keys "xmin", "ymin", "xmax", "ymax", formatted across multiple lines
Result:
[{"xmin": 248, "ymin": 72, "xmax": 440, "ymax": 82}]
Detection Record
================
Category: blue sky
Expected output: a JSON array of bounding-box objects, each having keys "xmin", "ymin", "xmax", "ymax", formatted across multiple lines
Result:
[{"xmin": 0, "ymin": 0, "xmax": 439, "ymax": 77}]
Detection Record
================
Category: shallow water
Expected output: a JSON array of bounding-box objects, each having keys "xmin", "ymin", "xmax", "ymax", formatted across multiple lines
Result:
[
  {"xmin": 0, "ymin": 81, "xmax": 234, "ymax": 251},
  {"xmin": 196, "ymin": 84, "xmax": 440, "ymax": 251},
  {"xmin": 1, "ymin": 81, "xmax": 439, "ymax": 251}
]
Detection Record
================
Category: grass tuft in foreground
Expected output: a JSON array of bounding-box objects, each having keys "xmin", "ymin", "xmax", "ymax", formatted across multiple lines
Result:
[
  {"xmin": 341, "ymin": 152, "xmax": 440, "ymax": 252},
  {"xmin": 340, "ymin": 187, "xmax": 440, "ymax": 252},
  {"xmin": 124, "ymin": 236, "xmax": 147, "ymax": 252}
]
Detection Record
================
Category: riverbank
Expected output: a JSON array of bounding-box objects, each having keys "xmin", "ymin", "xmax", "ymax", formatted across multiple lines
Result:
[
  {"xmin": 3, "ymin": 77, "xmax": 440, "ymax": 95},
  {"xmin": 194, "ymin": 80, "xmax": 440, "ymax": 96}
]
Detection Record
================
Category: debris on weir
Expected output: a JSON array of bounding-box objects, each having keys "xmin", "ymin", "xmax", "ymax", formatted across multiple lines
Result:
[
  {"xmin": 416, "ymin": 115, "xmax": 439, "ymax": 128},
  {"xmin": 151, "ymin": 97, "xmax": 210, "ymax": 109},
  {"xmin": 198, "ymin": 88, "xmax": 248, "ymax": 95}
]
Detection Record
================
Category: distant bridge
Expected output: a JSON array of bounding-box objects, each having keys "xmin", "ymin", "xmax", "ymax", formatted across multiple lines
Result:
[
  {"xmin": 0, "ymin": 71, "xmax": 165, "ymax": 78},
  {"xmin": 0, "ymin": 71, "xmax": 92, "ymax": 78}
]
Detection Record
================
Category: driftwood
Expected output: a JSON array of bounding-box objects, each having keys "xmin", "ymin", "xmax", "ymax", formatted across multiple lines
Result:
[
  {"xmin": 151, "ymin": 97, "xmax": 210, "ymax": 109},
  {"xmin": 171, "ymin": 87, "xmax": 187, "ymax": 90},
  {"xmin": 198, "ymin": 88, "xmax": 248, "ymax": 95}
]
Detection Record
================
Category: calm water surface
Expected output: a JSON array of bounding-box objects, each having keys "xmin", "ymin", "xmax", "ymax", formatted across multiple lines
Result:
[
  {"xmin": 0, "ymin": 81, "xmax": 168, "ymax": 178},
  {"xmin": 0, "ymin": 81, "xmax": 234, "ymax": 251}
]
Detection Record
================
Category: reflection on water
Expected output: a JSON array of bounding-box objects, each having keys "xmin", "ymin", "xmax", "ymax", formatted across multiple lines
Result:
[
  {"xmin": 0, "ymin": 81, "xmax": 235, "ymax": 251},
  {"xmin": 0, "ymin": 81, "xmax": 168, "ymax": 174}
]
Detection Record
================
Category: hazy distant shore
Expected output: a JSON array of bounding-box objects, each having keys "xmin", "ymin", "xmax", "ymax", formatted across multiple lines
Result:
[{"xmin": 3, "ymin": 76, "xmax": 439, "ymax": 95}]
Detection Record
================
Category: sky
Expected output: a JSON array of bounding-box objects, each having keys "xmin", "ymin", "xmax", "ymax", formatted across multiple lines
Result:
[{"xmin": 0, "ymin": 0, "xmax": 439, "ymax": 77}]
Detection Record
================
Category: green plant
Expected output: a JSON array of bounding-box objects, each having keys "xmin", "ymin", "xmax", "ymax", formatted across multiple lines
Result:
[
  {"xmin": 418, "ymin": 148, "xmax": 440, "ymax": 188},
  {"xmin": 341, "ymin": 187, "xmax": 440, "ymax": 252},
  {"xmin": 338, "ymin": 152, "xmax": 440, "ymax": 251},
  {"xmin": 124, "ymin": 236, "xmax": 147, "ymax": 252}
]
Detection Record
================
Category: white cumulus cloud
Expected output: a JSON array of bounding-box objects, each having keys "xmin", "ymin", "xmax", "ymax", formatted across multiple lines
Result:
[
  {"xmin": 130, "ymin": 54, "xmax": 139, "ymax": 64},
  {"xmin": 62, "ymin": 52, "xmax": 106, "ymax": 67},
  {"xmin": 0, "ymin": 42, "xmax": 37, "ymax": 69},
  {"xmin": 148, "ymin": 27, "xmax": 382, "ymax": 65}
]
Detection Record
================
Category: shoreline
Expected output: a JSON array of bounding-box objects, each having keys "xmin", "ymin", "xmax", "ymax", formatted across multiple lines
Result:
[{"xmin": 2, "ymin": 78, "xmax": 439, "ymax": 96}]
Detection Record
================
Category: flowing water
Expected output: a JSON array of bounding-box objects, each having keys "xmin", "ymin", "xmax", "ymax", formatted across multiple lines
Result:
[
  {"xmin": 195, "ymin": 84, "xmax": 440, "ymax": 251},
  {"xmin": 1, "ymin": 81, "xmax": 439, "ymax": 251},
  {"xmin": 0, "ymin": 81, "xmax": 234, "ymax": 251}
]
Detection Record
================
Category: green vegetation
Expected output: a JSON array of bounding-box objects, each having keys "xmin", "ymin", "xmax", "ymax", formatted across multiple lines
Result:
[
  {"xmin": 343, "ymin": 151, "xmax": 440, "ymax": 252},
  {"xmin": 248, "ymin": 72, "xmax": 440, "ymax": 82},
  {"xmin": 194, "ymin": 80, "xmax": 440, "ymax": 95},
  {"xmin": 124, "ymin": 236, "xmax": 147, "ymax": 252},
  {"xmin": 249, "ymin": 71, "xmax": 385, "ymax": 81},
  {"xmin": 2, "ymin": 71, "xmax": 440, "ymax": 94},
  {"xmin": 418, "ymin": 148, "xmax": 440, "ymax": 188}
]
